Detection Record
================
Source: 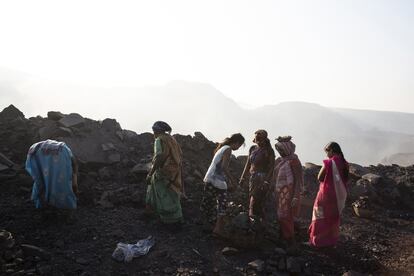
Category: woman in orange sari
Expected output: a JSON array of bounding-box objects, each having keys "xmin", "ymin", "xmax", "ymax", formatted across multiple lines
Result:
[{"xmin": 309, "ymin": 142, "xmax": 349, "ymax": 247}]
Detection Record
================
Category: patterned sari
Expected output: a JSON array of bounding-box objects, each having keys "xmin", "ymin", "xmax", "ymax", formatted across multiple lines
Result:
[
  {"xmin": 274, "ymin": 155, "xmax": 303, "ymax": 240},
  {"xmin": 146, "ymin": 134, "xmax": 183, "ymax": 224},
  {"xmin": 26, "ymin": 140, "xmax": 77, "ymax": 209},
  {"xmin": 248, "ymin": 146, "xmax": 275, "ymax": 218},
  {"xmin": 309, "ymin": 156, "xmax": 348, "ymax": 247}
]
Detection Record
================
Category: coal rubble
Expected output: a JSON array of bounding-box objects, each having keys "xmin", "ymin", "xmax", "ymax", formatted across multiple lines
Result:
[{"xmin": 0, "ymin": 105, "xmax": 413, "ymax": 275}]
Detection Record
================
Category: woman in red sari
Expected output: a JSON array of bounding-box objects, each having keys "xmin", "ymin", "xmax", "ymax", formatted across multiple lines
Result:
[
  {"xmin": 309, "ymin": 142, "xmax": 349, "ymax": 247},
  {"xmin": 273, "ymin": 136, "xmax": 304, "ymax": 248}
]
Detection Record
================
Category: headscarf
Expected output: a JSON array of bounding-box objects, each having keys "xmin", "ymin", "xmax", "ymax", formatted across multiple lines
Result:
[
  {"xmin": 275, "ymin": 136, "xmax": 296, "ymax": 158},
  {"xmin": 152, "ymin": 121, "xmax": 172, "ymax": 134},
  {"xmin": 274, "ymin": 135, "xmax": 303, "ymax": 198},
  {"xmin": 27, "ymin": 140, "xmax": 65, "ymax": 156}
]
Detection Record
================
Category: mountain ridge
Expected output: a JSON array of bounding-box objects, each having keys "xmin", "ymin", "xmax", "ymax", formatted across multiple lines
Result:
[{"xmin": 1, "ymin": 75, "xmax": 414, "ymax": 165}]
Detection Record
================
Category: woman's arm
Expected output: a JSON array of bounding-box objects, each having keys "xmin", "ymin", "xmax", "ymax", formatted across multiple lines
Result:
[
  {"xmin": 147, "ymin": 138, "xmax": 165, "ymax": 180},
  {"xmin": 317, "ymin": 165, "xmax": 326, "ymax": 182},
  {"xmin": 71, "ymin": 156, "xmax": 79, "ymax": 196},
  {"xmin": 221, "ymin": 148, "xmax": 234, "ymax": 187}
]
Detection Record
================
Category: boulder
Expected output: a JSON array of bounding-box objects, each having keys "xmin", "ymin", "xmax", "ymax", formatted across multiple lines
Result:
[
  {"xmin": 304, "ymin": 162, "xmax": 321, "ymax": 170},
  {"xmin": 304, "ymin": 165, "xmax": 321, "ymax": 197},
  {"xmin": 39, "ymin": 125, "xmax": 73, "ymax": 140},
  {"xmin": 59, "ymin": 113, "xmax": 85, "ymax": 128},
  {"xmin": 194, "ymin": 132, "xmax": 207, "ymax": 140},
  {"xmin": 38, "ymin": 124, "xmax": 56, "ymax": 140},
  {"xmin": 0, "ymin": 105, "xmax": 25, "ymax": 121},
  {"xmin": 131, "ymin": 162, "xmax": 151, "ymax": 175},
  {"xmin": 122, "ymin": 130, "xmax": 138, "ymax": 140},
  {"xmin": 64, "ymin": 138, "xmax": 112, "ymax": 166},
  {"xmin": 101, "ymin": 118, "xmax": 121, "ymax": 132},
  {"xmin": 362, "ymin": 173, "xmax": 382, "ymax": 185},
  {"xmin": 58, "ymin": 127, "xmax": 74, "ymax": 137},
  {"xmin": 349, "ymin": 163, "xmax": 370, "ymax": 178},
  {"xmin": 349, "ymin": 179, "xmax": 378, "ymax": 200},
  {"xmin": 101, "ymin": 143, "xmax": 116, "ymax": 151},
  {"xmin": 47, "ymin": 111, "xmax": 65, "ymax": 121}
]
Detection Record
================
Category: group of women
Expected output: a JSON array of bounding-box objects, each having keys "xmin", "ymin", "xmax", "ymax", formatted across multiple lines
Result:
[
  {"xmin": 26, "ymin": 120, "xmax": 348, "ymax": 248},
  {"xmin": 200, "ymin": 131, "xmax": 305, "ymax": 248},
  {"xmin": 145, "ymin": 121, "xmax": 350, "ymax": 249}
]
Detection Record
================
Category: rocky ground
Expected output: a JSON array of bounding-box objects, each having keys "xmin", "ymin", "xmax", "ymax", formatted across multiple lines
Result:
[{"xmin": 0, "ymin": 105, "xmax": 413, "ymax": 276}]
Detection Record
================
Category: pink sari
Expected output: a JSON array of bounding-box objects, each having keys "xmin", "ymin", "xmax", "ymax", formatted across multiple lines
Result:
[{"xmin": 309, "ymin": 156, "xmax": 348, "ymax": 247}]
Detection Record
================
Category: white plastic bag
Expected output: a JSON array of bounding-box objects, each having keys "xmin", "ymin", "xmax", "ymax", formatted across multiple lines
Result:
[{"xmin": 112, "ymin": 236, "xmax": 155, "ymax": 262}]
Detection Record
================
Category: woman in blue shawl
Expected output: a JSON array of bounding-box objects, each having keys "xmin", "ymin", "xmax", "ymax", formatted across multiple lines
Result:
[{"xmin": 26, "ymin": 140, "xmax": 78, "ymax": 210}]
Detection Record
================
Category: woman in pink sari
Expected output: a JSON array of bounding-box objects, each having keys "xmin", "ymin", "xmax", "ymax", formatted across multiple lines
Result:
[{"xmin": 309, "ymin": 142, "xmax": 349, "ymax": 247}]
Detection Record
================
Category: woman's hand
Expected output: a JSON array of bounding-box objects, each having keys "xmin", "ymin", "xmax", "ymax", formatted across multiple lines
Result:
[{"xmin": 318, "ymin": 165, "xmax": 326, "ymax": 182}]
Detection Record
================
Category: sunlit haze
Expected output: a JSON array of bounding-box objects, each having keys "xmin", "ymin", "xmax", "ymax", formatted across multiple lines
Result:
[{"xmin": 1, "ymin": 0, "xmax": 414, "ymax": 112}]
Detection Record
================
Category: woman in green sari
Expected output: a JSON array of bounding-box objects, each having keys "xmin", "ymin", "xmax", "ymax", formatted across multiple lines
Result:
[{"xmin": 146, "ymin": 121, "xmax": 184, "ymax": 224}]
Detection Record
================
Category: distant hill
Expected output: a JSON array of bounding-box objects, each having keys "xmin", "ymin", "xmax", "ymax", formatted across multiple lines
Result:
[
  {"xmin": 334, "ymin": 108, "xmax": 414, "ymax": 136},
  {"xmin": 381, "ymin": 153, "xmax": 414, "ymax": 167},
  {"xmin": 1, "ymin": 69, "xmax": 414, "ymax": 165}
]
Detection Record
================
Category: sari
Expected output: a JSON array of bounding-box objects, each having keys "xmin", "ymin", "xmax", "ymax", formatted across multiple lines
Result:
[
  {"xmin": 248, "ymin": 145, "xmax": 275, "ymax": 218},
  {"xmin": 25, "ymin": 140, "xmax": 77, "ymax": 209},
  {"xmin": 309, "ymin": 155, "xmax": 348, "ymax": 247},
  {"xmin": 273, "ymin": 147, "xmax": 303, "ymax": 240},
  {"xmin": 146, "ymin": 134, "xmax": 183, "ymax": 224}
]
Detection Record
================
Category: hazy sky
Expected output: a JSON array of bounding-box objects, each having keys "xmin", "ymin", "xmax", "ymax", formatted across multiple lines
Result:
[{"xmin": 1, "ymin": 0, "xmax": 413, "ymax": 112}]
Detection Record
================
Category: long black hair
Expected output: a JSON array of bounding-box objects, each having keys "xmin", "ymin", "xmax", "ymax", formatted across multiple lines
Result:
[
  {"xmin": 214, "ymin": 133, "xmax": 245, "ymax": 153},
  {"xmin": 262, "ymin": 137, "xmax": 274, "ymax": 157},
  {"xmin": 325, "ymin": 141, "xmax": 349, "ymax": 178}
]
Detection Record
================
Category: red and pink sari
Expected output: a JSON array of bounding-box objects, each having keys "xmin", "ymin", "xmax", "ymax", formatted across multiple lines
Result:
[
  {"xmin": 274, "ymin": 139, "xmax": 303, "ymax": 241},
  {"xmin": 309, "ymin": 156, "xmax": 349, "ymax": 247}
]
